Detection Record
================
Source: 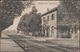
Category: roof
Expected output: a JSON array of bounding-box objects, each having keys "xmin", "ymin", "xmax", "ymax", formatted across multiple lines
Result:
[{"xmin": 41, "ymin": 7, "xmax": 58, "ymax": 17}]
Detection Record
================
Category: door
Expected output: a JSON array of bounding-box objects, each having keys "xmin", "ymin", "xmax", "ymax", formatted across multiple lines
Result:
[{"xmin": 46, "ymin": 27, "xmax": 49, "ymax": 37}]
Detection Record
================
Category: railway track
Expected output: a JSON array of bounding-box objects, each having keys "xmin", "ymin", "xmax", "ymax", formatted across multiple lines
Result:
[
  {"xmin": 30, "ymin": 40, "xmax": 79, "ymax": 52},
  {"xmin": 8, "ymin": 35, "xmax": 79, "ymax": 52}
]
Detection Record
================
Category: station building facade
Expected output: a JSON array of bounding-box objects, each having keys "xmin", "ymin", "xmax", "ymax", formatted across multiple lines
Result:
[
  {"xmin": 41, "ymin": 8, "xmax": 57, "ymax": 38},
  {"xmin": 41, "ymin": 7, "xmax": 79, "ymax": 39}
]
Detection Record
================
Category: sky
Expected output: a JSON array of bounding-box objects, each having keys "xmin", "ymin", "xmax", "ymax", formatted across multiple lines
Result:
[{"xmin": 5, "ymin": 1, "xmax": 60, "ymax": 30}]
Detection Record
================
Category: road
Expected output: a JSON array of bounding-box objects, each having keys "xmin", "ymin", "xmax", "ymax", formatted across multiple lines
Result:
[{"xmin": 8, "ymin": 35, "xmax": 78, "ymax": 52}]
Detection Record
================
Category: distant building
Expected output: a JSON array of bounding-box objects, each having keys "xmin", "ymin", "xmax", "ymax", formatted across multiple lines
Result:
[
  {"xmin": 2, "ymin": 30, "xmax": 17, "ymax": 34},
  {"xmin": 41, "ymin": 7, "xmax": 57, "ymax": 38}
]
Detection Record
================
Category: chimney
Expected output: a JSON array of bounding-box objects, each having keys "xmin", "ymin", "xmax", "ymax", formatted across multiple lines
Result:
[{"xmin": 47, "ymin": 8, "xmax": 49, "ymax": 11}]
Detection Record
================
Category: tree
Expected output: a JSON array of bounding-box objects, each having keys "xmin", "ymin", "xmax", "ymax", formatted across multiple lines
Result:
[
  {"xmin": 28, "ymin": 13, "xmax": 41, "ymax": 32},
  {"xmin": 58, "ymin": 0, "xmax": 80, "ymax": 24},
  {"xmin": 17, "ymin": 13, "xmax": 29, "ymax": 33},
  {"xmin": 57, "ymin": 0, "xmax": 80, "ymax": 38},
  {"xmin": 0, "ymin": 0, "xmax": 32, "ymax": 38},
  {"xmin": 17, "ymin": 6, "xmax": 41, "ymax": 36}
]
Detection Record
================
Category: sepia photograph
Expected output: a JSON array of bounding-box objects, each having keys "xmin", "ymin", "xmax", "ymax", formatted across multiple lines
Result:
[{"xmin": 0, "ymin": 0, "xmax": 79, "ymax": 52}]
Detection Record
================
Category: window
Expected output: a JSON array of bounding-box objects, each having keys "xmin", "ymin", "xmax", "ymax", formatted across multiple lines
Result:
[
  {"xmin": 52, "ymin": 14, "xmax": 54, "ymax": 20},
  {"xmin": 51, "ymin": 26, "xmax": 54, "ymax": 33},
  {"xmin": 43, "ymin": 17, "xmax": 45, "ymax": 22},
  {"xmin": 47, "ymin": 16, "xmax": 49, "ymax": 21}
]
